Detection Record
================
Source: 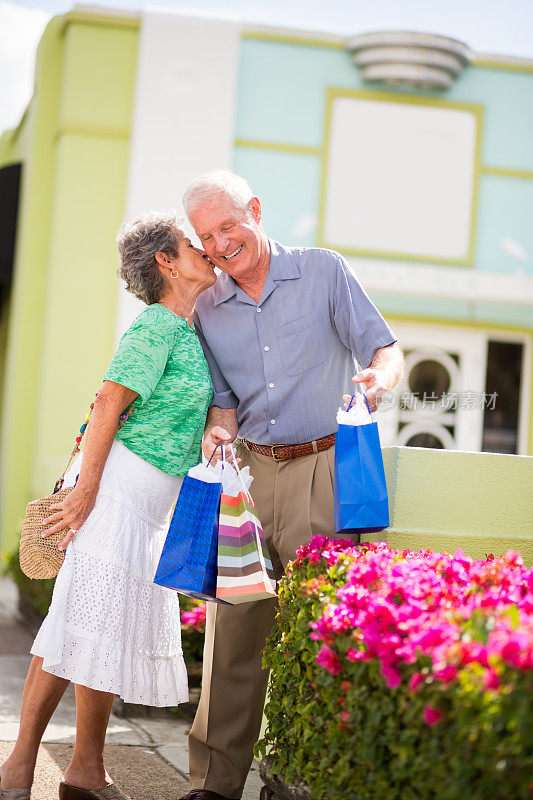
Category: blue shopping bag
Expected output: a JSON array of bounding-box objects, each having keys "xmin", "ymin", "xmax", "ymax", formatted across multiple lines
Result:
[
  {"xmin": 154, "ymin": 461, "xmax": 225, "ymax": 602},
  {"xmin": 334, "ymin": 395, "xmax": 389, "ymax": 535}
]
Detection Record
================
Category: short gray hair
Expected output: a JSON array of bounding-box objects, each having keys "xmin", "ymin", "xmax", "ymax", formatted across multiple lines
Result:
[
  {"xmin": 116, "ymin": 211, "xmax": 185, "ymax": 305},
  {"xmin": 182, "ymin": 169, "xmax": 254, "ymax": 217}
]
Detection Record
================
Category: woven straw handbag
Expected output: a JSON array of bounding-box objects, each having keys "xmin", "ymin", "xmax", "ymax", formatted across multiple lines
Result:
[
  {"xmin": 20, "ymin": 488, "xmax": 77, "ymax": 579},
  {"xmin": 19, "ymin": 397, "xmax": 134, "ymax": 580}
]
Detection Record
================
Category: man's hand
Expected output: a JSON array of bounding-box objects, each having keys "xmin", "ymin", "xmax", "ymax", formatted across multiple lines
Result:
[
  {"xmin": 202, "ymin": 426, "xmax": 237, "ymax": 464},
  {"xmin": 202, "ymin": 407, "xmax": 239, "ymax": 465},
  {"xmin": 350, "ymin": 343, "xmax": 404, "ymax": 412},
  {"xmin": 350, "ymin": 368, "xmax": 390, "ymax": 412}
]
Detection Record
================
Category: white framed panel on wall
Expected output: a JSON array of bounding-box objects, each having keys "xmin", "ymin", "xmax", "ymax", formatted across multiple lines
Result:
[{"xmin": 319, "ymin": 89, "xmax": 483, "ymax": 265}]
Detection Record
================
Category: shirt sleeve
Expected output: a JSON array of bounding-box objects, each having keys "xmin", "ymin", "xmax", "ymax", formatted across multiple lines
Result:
[
  {"xmin": 104, "ymin": 312, "xmax": 175, "ymax": 404},
  {"xmin": 331, "ymin": 253, "xmax": 397, "ymax": 369},
  {"xmin": 194, "ymin": 311, "xmax": 238, "ymax": 410}
]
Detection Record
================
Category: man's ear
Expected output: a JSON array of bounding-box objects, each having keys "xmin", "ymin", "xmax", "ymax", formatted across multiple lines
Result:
[{"xmin": 248, "ymin": 196, "xmax": 262, "ymax": 223}]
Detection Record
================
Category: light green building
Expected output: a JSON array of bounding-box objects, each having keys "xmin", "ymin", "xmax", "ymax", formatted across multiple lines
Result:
[{"xmin": 0, "ymin": 7, "xmax": 532, "ymax": 556}]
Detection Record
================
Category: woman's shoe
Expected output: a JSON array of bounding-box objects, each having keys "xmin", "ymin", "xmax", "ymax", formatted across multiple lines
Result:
[
  {"xmin": 0, "ymin": 788, "xmax": 31, "ymax": 799},
  {"xmin": 59, "ymin": 782, "xmax": 131, "ymax": 800}
]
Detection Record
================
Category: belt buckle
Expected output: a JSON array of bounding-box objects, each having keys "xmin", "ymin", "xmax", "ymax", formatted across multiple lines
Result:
[{"xmin": 271, "ymin": 444, "xmax": 285, "ymax": 461}]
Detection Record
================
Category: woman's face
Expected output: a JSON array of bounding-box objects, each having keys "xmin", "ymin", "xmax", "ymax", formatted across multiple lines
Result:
[{"xmin": 173, "ymin": 234, "xmax": 216, "ymax": 288}]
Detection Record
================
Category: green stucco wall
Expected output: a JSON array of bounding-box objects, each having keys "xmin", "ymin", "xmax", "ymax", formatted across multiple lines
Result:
[
  {"xmin": 0, "ymin": 11, "xmax": 139, "ymax": 552},
  {"xmin": 364, "ymin": 446, "xmax": 533, "ymax": 564}
]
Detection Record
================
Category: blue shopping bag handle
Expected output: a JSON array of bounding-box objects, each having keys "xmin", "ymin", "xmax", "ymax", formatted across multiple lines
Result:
[
  {"xmin": 207, "ymin": 444, "xmax": 225, "ymax": 467},
  {"xmin": 347, "ymin": 394, "xmax": 371, "ymax": 414}
]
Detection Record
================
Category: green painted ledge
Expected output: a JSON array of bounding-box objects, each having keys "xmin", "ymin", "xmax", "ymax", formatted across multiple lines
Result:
[{"xmin": 363, "ymin": 447, "xmax": 533, "ymax": 564}]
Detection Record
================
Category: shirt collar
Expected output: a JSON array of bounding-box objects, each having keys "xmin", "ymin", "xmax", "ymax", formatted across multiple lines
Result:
[{"xmin": 212, "ymin": 239, "xmax": 301, "ymax": 307}]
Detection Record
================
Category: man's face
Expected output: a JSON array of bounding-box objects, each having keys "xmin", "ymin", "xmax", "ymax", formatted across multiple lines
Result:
[{"xmin": 188, "ymin": 195, "xmax": 264, "ymax": 281}]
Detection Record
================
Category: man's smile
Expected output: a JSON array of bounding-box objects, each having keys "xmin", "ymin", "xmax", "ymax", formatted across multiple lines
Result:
[{"xmin": 223, "ymin": 244, "xmax": 243, "ymax": 260}]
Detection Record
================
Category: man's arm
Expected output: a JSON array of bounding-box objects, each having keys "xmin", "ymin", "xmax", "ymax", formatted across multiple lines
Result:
[
  {"xmin": 202, "ymin": 406, "xmax": 239, "ymax": 463},
  {"xmin": 348, "ymin": 342, "xmax": 404, "ymax": 412}
]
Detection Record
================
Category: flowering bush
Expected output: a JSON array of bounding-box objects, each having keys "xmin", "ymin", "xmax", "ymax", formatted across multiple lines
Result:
[
  {"xmin": 255, "ymin": 537, "xmax": 533, "ymax": 800},
  {"xmin": 179, "ymin": 596, "xmax": 206, "ymax": 663},
  {"xmin": 181, "ymin": 597, "xmax": 207, "ymax": 633}
]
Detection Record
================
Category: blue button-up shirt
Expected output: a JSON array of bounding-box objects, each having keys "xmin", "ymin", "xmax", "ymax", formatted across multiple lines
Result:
[{"xmin": 194, "ymin": 240, "xmax": 396, "ymax": 445}]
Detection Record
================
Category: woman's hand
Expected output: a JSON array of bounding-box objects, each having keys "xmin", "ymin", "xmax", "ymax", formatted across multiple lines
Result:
[{"xmin": 42, "ymin": 484, "xmax": 99, "ymax": 551}]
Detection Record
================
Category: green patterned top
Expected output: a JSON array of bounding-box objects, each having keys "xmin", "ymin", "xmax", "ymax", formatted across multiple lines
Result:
[{"xmin": 104, "ymin": 303, "xmax": 213, "ymax": 476}]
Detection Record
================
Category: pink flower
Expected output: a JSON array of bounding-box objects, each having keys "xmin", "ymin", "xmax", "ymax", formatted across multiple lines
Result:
[
  {"xmin": 482, "ymin": 668, "xmax": 500, "ymax": 690},
  {"xmin": 347, "ymin": 647, "xmax": 368, "ymax": 661},
  {"xmin": 316, "ymin": 644, "xmax": 343, "ymax": 675},
  {"xmin": 423, "ymin": 705, "xmax": 443, "ymax": 726},
  {"xmin": 408, "ymin": 672, "xmax": 424, "ymax": 692},
  {"xmin": 181, "ymin": 602, "xmax": 207, "ymax": 633},
  {"xmin": 500, "ymin": 633, "xmax": 530, "ymax": 669},
  {"xmin": 433, "ymin": 664, "xmax": 458, "ymax": 685},
  {"xmin": 381, "ymin": 663, "xmax": 402, "ymax": 689}
]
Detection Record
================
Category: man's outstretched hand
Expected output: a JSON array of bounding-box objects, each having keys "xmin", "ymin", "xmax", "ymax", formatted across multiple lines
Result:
[
  {"xmin": 350, "ymin": 368, "xmax": 390, "ymax": 412},
  {"xmin": 349, "ymin": 344, "xmax": 404, "ymax": 412}
]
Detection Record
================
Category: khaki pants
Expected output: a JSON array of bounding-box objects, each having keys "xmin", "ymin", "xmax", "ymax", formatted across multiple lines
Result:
[{"xmin": 188, "ymin": 442, "xmax": 355, "ymax": 798}]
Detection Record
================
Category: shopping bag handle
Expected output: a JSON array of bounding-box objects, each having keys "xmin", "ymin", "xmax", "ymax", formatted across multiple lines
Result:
[
  {"xmin": 206, "ymin": 444, "xmax": 225, "ymax": 467},
  {"xmin": 227, "ymin": 442, "xmax": 271, "ymax": 580},
  {"xmin": 347, "ymin": 394, "xmax": 371, "ymax": 414},
  {"xmin": 226, "ymin": 443, "xmax": 252, "ymax": 503}
]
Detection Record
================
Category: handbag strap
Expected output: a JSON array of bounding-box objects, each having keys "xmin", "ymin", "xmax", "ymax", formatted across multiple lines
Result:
[{"xmin": 53, "ymin": 392, "xmax": 135, "ymax": 493}]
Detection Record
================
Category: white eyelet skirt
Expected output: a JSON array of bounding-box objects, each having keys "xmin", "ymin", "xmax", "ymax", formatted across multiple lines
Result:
[{"xmin": 31, "ymin": 440, "xmax": 187, "ymax": 706}]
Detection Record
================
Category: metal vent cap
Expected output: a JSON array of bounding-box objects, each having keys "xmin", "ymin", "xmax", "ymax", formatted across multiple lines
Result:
[{"xmin": 347, "ymin": 31, "xmax": 473, "ymax": 90}]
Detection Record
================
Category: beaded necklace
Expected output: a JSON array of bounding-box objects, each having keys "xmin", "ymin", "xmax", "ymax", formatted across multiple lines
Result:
[{"xmin": 53, "ymin": 393, "xmax": 135, "ymax": 493}]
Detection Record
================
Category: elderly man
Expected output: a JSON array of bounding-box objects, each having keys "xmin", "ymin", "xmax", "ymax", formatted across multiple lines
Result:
[{"xmin": 179, "ymin": 170, "xmax": 403, "ymax": 800}]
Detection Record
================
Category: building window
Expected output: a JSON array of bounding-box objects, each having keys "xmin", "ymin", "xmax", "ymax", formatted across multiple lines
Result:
[
  {"xmin": 377, "ymin": 322, "xmax": 529, "ymax": 455},
  {"xmin": 482, "ymin": 341, "xmax": 523, "ymax": 455}
]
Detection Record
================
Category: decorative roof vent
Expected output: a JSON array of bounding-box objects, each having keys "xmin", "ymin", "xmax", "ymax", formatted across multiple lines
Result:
[{"xmin": 347, "ymin": 31, "xmax": 473, "ymax": 91}]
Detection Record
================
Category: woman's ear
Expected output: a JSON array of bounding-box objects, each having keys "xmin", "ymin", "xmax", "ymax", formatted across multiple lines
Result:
[{"xmin": 155, "ymin": 251, "xmax": 173, "ymax": 268}]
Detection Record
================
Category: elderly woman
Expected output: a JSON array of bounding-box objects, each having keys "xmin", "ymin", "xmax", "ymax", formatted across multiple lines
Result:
[{"xmin": 0, "ymin": 211, "xmax": 216, "ymax": 800}]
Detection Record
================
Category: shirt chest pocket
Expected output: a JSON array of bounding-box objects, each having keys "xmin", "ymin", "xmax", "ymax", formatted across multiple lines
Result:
[{"xmin": 276, "ymin": 313, "xmax": 329, "ymax": 376}]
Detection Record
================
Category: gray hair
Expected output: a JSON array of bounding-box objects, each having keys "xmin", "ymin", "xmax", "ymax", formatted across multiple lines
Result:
[
  {"xmin": 182, "ymin": 169, "xmax": 254, "ymax": 217},
  {"xmin": 116, "ymin": 211, "xmax": 185, "ymax": 305}
]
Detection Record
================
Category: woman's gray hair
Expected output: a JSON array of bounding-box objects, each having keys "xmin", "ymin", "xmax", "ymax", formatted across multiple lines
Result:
[
  {"xmin": 116, "ymin": 211, "xmax": 186, "ymax": 305},
  {"xmin": 182, "ymin": 170, "xmax": 254, "ymax": 217}
]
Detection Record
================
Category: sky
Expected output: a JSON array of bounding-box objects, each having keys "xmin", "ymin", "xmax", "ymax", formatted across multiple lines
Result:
[{"xmin": 1, "ymin": 0, "xmax": 533, "ymax": 133}]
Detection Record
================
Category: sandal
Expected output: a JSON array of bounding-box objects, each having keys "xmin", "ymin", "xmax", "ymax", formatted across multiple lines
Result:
[
  {"xmin": 59, "ymin": 782, "xmax": 131, "ymax": 800},
  {"xmin": 0, "ymin": 788, "xmax": 31, "ymax": 799}
]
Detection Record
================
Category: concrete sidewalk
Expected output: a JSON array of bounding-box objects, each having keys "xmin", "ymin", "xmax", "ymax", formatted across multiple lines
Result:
[{"xmin": 0, "ymin": 577, "xmax": 262, "ymax": 800}]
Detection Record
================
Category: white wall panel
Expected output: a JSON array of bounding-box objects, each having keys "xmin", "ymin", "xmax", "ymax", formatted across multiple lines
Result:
[{"xmin": 323, "ymin": 96, "xmax": 479, "ymax": 261}]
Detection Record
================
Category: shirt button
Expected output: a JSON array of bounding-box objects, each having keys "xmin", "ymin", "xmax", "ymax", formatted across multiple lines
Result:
[
  {"xmin": 269, "ymin": 382, "xmax": 275, "ymax": 388},
  {"xmin": 270, "ymin": 419, "xmax": 276, "ymax": 424},
  {"xmin": 264, "ymin": 345, "xmax": 270, "ymax": 351},
  {"xmin": 257, "ymin": 307, "xmax": 262, "ymax": 313}
]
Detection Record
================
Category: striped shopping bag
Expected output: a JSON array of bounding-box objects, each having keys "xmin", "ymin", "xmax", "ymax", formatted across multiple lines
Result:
[{"xmin": 216, "ymin": 482, "xmax": 277, "ymax": 605}]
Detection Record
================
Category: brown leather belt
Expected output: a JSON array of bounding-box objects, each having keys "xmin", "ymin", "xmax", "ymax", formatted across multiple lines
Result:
[{"xmin": 240, "ymin": 433, "xmax": 336, "ymax": 462}]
